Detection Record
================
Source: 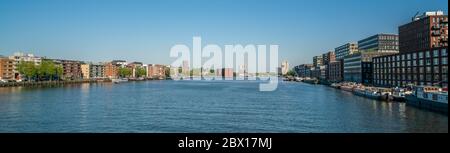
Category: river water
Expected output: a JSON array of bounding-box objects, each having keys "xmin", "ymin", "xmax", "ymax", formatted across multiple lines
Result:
[{"xmin": 0, "ymin": 80, "xmax": 447, "ymax": 132}]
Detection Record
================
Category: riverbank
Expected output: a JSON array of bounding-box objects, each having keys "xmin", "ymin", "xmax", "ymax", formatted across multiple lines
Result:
[
  {"xmin": 0, "ymin": 80, "xmax": 111, "ymax": 88},
  {"xmin": 0, "ymin": 78, "xmax": 168, "ymax": 88}
]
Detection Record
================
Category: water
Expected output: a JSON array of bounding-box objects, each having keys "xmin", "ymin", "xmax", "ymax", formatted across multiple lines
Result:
[{"xmin": 0, "ymin": 80, "xmax": 447, "ymax": 133}]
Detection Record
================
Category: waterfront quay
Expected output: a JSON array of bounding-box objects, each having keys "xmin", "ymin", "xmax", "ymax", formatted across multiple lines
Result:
[{"xmin": 284, "ymin": 76, "xmax": 448, "ymax": 115}]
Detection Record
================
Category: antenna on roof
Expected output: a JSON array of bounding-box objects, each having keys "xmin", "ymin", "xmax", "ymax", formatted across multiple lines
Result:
[{"xmin": 412, "ymin": 11, "xmax": 420, "ymax": 21}]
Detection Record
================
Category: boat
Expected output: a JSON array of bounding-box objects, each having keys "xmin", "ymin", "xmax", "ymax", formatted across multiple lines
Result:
[
  {"xmin": 303, "ymin": 78, "xmax": 319, "ymax": 84},
  {"xmin": 340, "ymin": 83, "xmax": 356, "ymax": 92},
  {"xmin": 389, "ymin": 87, "xmax": 410, "ymax": 102},
  {"xmin": 112, "ymin": 78, "xmax": 128, "ymax": 83},
  {"xmin": 405, "ymin": 86, "xmax": 448, "ymax": 114},
  {"xmin": 330, "ymin": 83, "xmax": 341, "ymax": 89},
  {"xmin": 352, "ymin": 87, "xmax": 389, "ymax": 101}
]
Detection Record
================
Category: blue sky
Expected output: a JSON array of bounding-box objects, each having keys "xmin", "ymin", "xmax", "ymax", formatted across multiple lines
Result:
[{"xmin": 0, "ymin": 0, "xmax": 448, "ymax": 67}]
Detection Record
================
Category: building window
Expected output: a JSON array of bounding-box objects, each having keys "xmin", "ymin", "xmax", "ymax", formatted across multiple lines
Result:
[
  {"xmin": 419, "ymin": 52, "xmax": 424, "ymax": 59},
  {"xmin": 442, "ymin": 49, "xmax": 448, "ymax": 56},
  {"xmin": 426, "ymin": 51, "xmax": 431, "ymax": 58},
  {"xmin": 433, "ymin": 50, "xmax": 439, "ymax": 57},
  {"xmin": 426, "ymin": 59, "xmax": 432, "ymax": 65},
  {"xmin": 443, "ymin": 57, "xmax": 448, "ymax": 65},
  {"xmin": 434, "ymin": 58, "xmax": 439, "ymax": 65}
]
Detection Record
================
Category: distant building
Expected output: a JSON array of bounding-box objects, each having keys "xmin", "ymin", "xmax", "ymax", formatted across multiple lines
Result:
[
  {"xmin": 335, "ymin": 42, "xmax": 358, "ymax": 60},
  {"xmin": 104, "ymin": 62, "xmax": 119, "ymax": 79},
  {"xmin": 400, "ymin": 11, "xmax": 448, "ymax": 53},
  {"xmin": 0, "ymin": 57, "xmax": 15, "ymax": 81},
  {"xmin": 53, "ymin": 59, "xmax": 83, "ymax": 80},
  {"xmin": 182, "ymin": 60, "xmax": 190, "ymax": 76},
  {"xmin": 322, "ymin": 51, "xmax": 336, "ymax": 80},
  {"xmin": 281, "ymin": 61, "xmax": 289, "ymax": 75},
  {"xmin": 81, "ymin": 64, "xmax": 90, "ymax": 79},
  {"xmin": 8, "ymin": 52, "xmax": 42, "ymax": 80},
  {"xmin": 224, "ymin": 68, "xmax": 233, "ymax": 78},
  {"xmin": 358, "ymin": 33, "xmax": 399, "ymax": 53},
  {"xmin": 313, "ymin": 56, "xmax": 323, "ymax": 68},
  {"xmin": 294, "ymin": 64, "xmax": 313, "ymax": 77},
  {"xmin": 322, "ymin": 51, "xmax": 336, "ymax": 66},
  {"xmin": 343, "ymin": 52, "xmax": 396, "ymax": 83},
  {"xmin": 328, "ymin": 60, "xmax": 343, "ymax": 83},
  {"xmin": 373, "ymin": 11, "xmax": 448, "ymax": 87},
  {"xmin": 127, "ymin": 62, "xmax": 144, "ymax": 78},
  {"xmin": 148, "ymin": 64, "xmax": 166, "ymax": 79}
]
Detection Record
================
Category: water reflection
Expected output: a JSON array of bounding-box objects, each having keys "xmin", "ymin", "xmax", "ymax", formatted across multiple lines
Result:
[{"xmin": 0, "ymin": 81, "xmax": 447, "ymax": 133}]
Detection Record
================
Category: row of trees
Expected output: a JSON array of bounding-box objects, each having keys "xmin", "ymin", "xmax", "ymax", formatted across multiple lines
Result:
[
  {"xmin": 17, "ymin": 60, "xmax": 64, "ymax": 81},
  {"xmin": 118, "ymin": 67, "xmax": 147, "ymax": 78}
]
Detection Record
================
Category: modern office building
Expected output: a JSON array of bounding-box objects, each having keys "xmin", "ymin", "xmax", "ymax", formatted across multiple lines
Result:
[
  {"xmin": 399, "ymin": 11, "xmax": 448, "ymax": 53},
  {"xmin": 313, "ymin": 56, "xmax": 323, "ymax": 68},
  {"xmin": 322, "ymin": 51, "xmax": 336, "ymax": 80},
  {"xmin": 335, "ymin": 43, "xmax": 358, "ymax": 60},
  {"xmin": 374, "ymin": 11, "xmax": 448, "ymax": 87},
  {"xmin": 294, "ymin": 64, "xmax": 313, "ymax": 78},
  {"xmin": 343, "ymin": 52, "xmax": 395, "ymax": 84},
  {"xmin": 358, "ymin": 34, "xmax": 399, "ymax": 53},
  {"xmin": 0, "ymin": 56, "xmax": 15, "ymax": 81},
  {"xmin": 374, "ymin": 47, "xmax": 448, "ymax": 87},
  {"xmin": 322, "ymin": 51, "xmax": 336, "ymax": 66},
  {"xmin": 328, "ymin": 60, "xmax": 343, "ymax": 83},
  {"xmin": 111, "ymin": 60, "xmax": 127, "ymax": 67}
]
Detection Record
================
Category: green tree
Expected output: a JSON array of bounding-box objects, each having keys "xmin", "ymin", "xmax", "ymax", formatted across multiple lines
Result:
[
  {"xmin": 17, "ymin": 61, "xmax": 37, "ymax": 81},
  {"xmin": 135, "ymin": 67, "xmax": 147, "ymax": 78},
  {"xmin": 54, "ymin": 64, "xmax": 63, "ymax": 80},
  {"xmin": 118, "ymin": 67, "xmax": 132, "ymax": 78},
  {"xmin": 286, "ymin": 69, "xmax": 296, "ymax": 77}
]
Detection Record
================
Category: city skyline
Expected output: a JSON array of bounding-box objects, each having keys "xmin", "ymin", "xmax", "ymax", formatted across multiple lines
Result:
[{"xmin": 0, "ymin": 0, "xmax": 448, "ymax": 67}]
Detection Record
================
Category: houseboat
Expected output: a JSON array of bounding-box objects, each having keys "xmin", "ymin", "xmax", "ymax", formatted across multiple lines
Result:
[{"xmin": 405, "ymin": 86, "xmax": 448, "ymax": 114}]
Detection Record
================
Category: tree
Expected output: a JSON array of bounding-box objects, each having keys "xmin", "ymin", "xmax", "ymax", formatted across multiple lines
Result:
[
  {"xmin": 17, "ymin": 61, "xmax": 37, "ymax": 81},
  {"xmin": 135, "ymin": 67, "xmax": 147, "ymax": 78},
  {"xmin": 286, "ymin": 70, "xmax": 296, "ymax": 77},
  {"xmin": 54, "ymin": 65, "xmax": 63, "ymax": 80},
  {"xmin": 118, "ymin": 67, "xmax": 132, "ymax": 78},
  {"xmin": 165, "ymin": 67, "xmax": 171, "ymax": 78}
]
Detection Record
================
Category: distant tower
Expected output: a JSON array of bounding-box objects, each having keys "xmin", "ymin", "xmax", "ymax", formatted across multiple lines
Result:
[{"xmin": 281, "ymin": 60, "xmax": 289, "ymax": 75}]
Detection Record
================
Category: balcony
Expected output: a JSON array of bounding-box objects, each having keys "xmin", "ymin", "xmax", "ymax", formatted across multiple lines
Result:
[
  {"xmin": 442, "ymin": 18, "xmax": 448, "ymax": 23},
  {"xmin": 431, "ymin": 25, "xmax": 441, "ymax": 30},
  {"xmin": 431, "ymin": 31, "xmax": 441, "ymax": 36}
]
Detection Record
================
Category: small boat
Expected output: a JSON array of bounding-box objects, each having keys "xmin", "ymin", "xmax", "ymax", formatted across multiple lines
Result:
[
  {"xmin": 330, "ymin": 83, "xmax": 341, "ymax": 89},
  {"xmin": 353, "ymin": 86, "xmax": 389, "ymax": 101},
  {"xmin": 303, "ymin": 78, "xmax": 319, "ymax": 84},
  {"xmin": 340, "ymin": 84, "xmax": 355, "ymax": 92},
  {"xmin": 389, "ymin": 87, "xmax": 409, "ymax": 102},
  {"xmin": 112, "ymin": 78, "xmax": 128, "ymax": 83}
]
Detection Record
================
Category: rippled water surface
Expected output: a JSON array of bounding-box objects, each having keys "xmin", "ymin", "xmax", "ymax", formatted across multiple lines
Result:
[{"xmin": 0, "ymin": 80, "xmax": 447, "ymax": 132}]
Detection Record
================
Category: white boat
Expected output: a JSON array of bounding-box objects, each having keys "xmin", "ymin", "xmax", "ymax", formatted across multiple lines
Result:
[{"xmin": 112, "ymin": 78, "xmax": 128, "ymax": 83}]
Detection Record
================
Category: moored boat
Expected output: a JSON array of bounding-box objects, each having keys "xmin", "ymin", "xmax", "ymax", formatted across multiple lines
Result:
[
  {"xmin": 112, "ymin": 78, "xmax": 128, "ymax": 83},
  {"xmin": 405, "ymin": 86, "xmax": 448, "ymax": 114}
]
